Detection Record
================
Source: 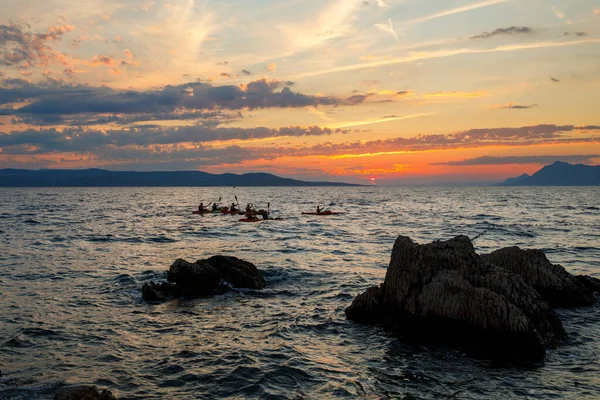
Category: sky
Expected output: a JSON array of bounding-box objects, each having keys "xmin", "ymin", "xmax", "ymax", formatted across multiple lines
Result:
[{"xmin": 0, "ymin": 0, "xmax": 599, "ymax": 184}]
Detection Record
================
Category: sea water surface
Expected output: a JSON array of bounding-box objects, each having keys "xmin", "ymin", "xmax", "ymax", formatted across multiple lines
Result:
[{"xmin": 0, "ymin": 187, "xmax": 599, "ymax": 399}]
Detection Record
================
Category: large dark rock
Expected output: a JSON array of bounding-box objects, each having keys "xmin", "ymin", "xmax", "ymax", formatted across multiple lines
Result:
[
  {"xmin": 346, "ymin": 236, "xmax": 566, "ymax": 362},
  {"xmin": 482, "ymin": 247, "xmax": 595, "ymax": 307},
  {"xmin": 55, "ymin": 385, "xmax": 117, "ymax": 400},
  {"xmin": 575, "ymin": 275, "xmax": 600, "ymax": 295},
  {"xmin": 142, "ymin": 255, "xmax": 265, "ymax": 301}
]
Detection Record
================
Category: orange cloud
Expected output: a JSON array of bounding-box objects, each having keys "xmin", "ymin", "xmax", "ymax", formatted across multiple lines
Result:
[
  {"xmin": 141, "ymin": 1, "xmax": 155, "ymax": 11},
  {"xmin": 423, "ymin": 91, "xmax": 486, "ymax": 99},
  {"xmin": 267, "ymin": 63, "xmax": 277, "ymax": 71},
  {"xmin": 86, "ymin": 55, "xmax": 116, "ymax": 66},
  {"xmin": 124, "ymin": 49, "xmax": 134, "ymax": 59}
]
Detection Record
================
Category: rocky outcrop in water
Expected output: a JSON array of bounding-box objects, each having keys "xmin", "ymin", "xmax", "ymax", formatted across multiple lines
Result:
[
  {"xmin": 481, "ymin": 247, "xmax": 596, "ymax": 307},
  {"xmin": 142, "ymin": 255, "xmax": 265, "ymax": 301},
  {"xmin": 346, "ymin": 235, "xmax": 573, "ymax": 362},
  {"xmin": 575, "ymin": 275, "xmax": 600, "ymax": 295},
  {"xmin": 55, "ymin": 385, "xmax": 117, "ymax": 400}
]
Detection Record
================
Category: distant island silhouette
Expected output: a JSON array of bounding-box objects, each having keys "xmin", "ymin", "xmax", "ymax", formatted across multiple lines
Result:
[
  {"xmin": 0, "ymin": 168, "xmax": 359, "ymax": 187},
  {"xmin": 500, "ymin": 161, "xmax": 600, "ymax": 186}
]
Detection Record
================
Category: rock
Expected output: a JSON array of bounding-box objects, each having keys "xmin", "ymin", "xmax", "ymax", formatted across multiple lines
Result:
[
  {"xmin": 206, "ymin": 255, "xmax": 266, "ymax": 289},
  {"xmin": 482, "ymin": 247, "xmax": 595, "ymax": 307},
  {"xmin": 167, "ymin": 259, "xmax": 223, "ymax": 298},
  {"xmin": 346, "ymin": 235, "xmax": 566, "ymax": 362},
  {"xmin": 143, "ymin": 255, "xmax": 265, "ymax": 301},
  {"xmin": 575, "ymin": 275, "xmax": 600, "ymax": 295},
  {"xmin": 141, "ymin": 281, "xmax": 180, "ymax": 301},
  {"xmin": 55, "ymin": 385, "xmax": 117, "ymax": 400}
]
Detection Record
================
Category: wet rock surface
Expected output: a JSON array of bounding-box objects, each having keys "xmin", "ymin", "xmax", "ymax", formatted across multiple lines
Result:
[
  {"xmin": 482, "ymin": 247, "xmax": 595, "ymax": 307},
  {"xmin": 142, "ymin": 255, "xmax": 265, "ymax": 301},
  {"xmin": 345, "ymin": 235, "xmax": 596, "ymax": 362}
]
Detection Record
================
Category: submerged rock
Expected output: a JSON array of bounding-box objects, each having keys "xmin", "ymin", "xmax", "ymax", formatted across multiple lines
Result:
[
  {"xmin": 346, "ymin": 235, "xmax": 567, "ymax": 362},
  {"xmin": 55, "ymin": 385, "xmax": 117, "ymax": 400},
  {"xmin": 142, "ymin": 255, "xmax": 265, "ymax": 301},
  {"xmin": 482, "ymin": 247, "xmax": 595, "ymax": 307},
  {"xmin": 141, "ymin": 281, "xmax": 180, "ymax": 301}
]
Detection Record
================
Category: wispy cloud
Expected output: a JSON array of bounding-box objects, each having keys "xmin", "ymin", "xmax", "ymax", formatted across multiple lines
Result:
[
  {"xmin": 489, "ymin": 102, "xmax": 537, "ymax": 109},
  {"xmin": 432, "ymin": 155, "xmax": 600, "ymax": 166},
  {"xmin": 293, "ymin": 38, "xmax": 600, "ymax": 79},
  {"xmin": 551, "ymin": 5, "xmax": 565, "ymax": 19},
  {"xmin": 407, "ymin": 0, "xmax": 512, "ymax": 25},
  {"xmin": 471, "ymin": 26, "xmax": 532, "ymax": 39},
  {"xmin": 375, "ymin": 18, "xmax": 399, "ymax": 42},
  {"xmin": 328, "ymin": 113, "xmax": 434, "ymax": 128},
  {"xmin": 424, "ymin": 91, "xmax": 486, "ymax": 99}
]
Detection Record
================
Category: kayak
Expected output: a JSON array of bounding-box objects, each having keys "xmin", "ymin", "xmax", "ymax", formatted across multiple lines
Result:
[
  {"xmin": 193, "ymin": 207, "xmax": 229, "ymax": 214},
  {"xmin": 221, "ymin": 210, "xmax": 244, "ymax": 215},
  {"xmin": 301, "ymin": 211, "xmax": 344, "ymax": 215}
]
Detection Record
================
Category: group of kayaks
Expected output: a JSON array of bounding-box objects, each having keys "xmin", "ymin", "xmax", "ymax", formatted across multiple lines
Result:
[{"xmin": 192, "ymin": 199, "xmax": 343, "ymax": 223}]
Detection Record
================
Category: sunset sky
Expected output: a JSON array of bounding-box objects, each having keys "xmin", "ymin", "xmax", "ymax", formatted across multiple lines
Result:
[{"xmin": 1, "ymin": 0, "xmax": 599, "ymax": 184}]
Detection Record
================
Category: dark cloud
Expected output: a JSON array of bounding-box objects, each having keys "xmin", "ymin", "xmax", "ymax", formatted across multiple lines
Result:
[
  {"xmin": 0, "ymin": 125, "xmax": 347, "ymax": 154},
  {"xmin": 395, "ymin": 91, "xmax": 412, "ymax": 96},
  {"xmin": 0, "ymin": 23, "xmax": 73, "ymax": 67},
  {"xmin": 562, "ymin": 32, "xmax": 587, "ymax": 37},
  {"xmin": 551, "ymin": 77, "xmax": 560, "ymax": 83},
  {"xmin": 220, "ymin": 72, "xmax": 231, "ymax": 78},
  {"xmin": 494, "ymin": 103, "xmax": 537, "ymax": 109},
  {"xmin": 0, "ymin": 78, "xmax": 363, "ymax": 118},
  {"xmin": 241, "ymin": 69, "xmax": 252, "ymax": 76},
  {"xmin": 2, "ymin": 124, "xmax": 599, "ymax": 169},
  {"xmin": 431, "ymin": 155, "xmax": 600, "ymax": 166},
  {"xmin": 0, "ymin": 78, "xmax": 112, "ymax": 105},
  {"xmin": 11, "ymin": 109, "xmax": 243, "ymax": 127},
  {"xmin": 471, "ymin": 26, "xmax": 532, "ymax": 39}
]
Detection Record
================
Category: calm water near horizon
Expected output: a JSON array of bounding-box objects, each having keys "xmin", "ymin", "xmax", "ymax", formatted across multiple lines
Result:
[{"xmin": 0, "ymin": 186, "xmax": 599, "ymax": 399}]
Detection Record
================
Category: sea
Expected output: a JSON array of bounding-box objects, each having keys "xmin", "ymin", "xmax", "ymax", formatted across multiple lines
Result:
[{"xmin": 0, "ymin": 187, "xmax": 599, "ymax": 400}]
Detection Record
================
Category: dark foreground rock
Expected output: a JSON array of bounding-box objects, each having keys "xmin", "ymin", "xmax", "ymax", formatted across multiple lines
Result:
[
  {"xmin": 575, "ymin": 275, "xmax": 600, "ymax": 295},
  {"xmin": 482, "ymin": 247, "xmax": 596, "ymax": 307},
  {"xmin": 346, "ymin": 236, "xmax": 568, "ymax": 362},
  {"xmin": 142, "ymin": 255, "xmax": 265, "ymax": 301},
  {"xmin": 55, "ymin": 385, "xmax": 116, "ymax": 400}
]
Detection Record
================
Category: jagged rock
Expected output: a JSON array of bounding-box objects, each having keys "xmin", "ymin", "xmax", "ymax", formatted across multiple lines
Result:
[
  {"xmin": 206, "ymin": 255, "xmax": 266, "ymax": 289},
  {"xmin": 141, "ymin": 281, "xmax": 180, "ymax": 301},
  {"xmin": 143, "ymin": 255, "xmax": 265, "ymax": 301},
  {"xmin": 346, "ymin": 235, "xmax": 566, "ymax": 362},
  {"xmin": 575, "ymin": 275, "xmax": 600, "ymax": 295},
  {"xmin": 55, "ymin": 385, "xmax": 117, "ymax": 400},
  {"xmin": 482, "ymin": 247, "xmax": 595, "ymax": 307}
]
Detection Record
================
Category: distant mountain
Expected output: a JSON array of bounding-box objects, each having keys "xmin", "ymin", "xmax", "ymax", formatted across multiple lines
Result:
[
  {"xmin": 500, "ymin": 162, "xmax": 600, "ymax": 186},
  {"xmin": 0, "ymin": 168, "xmax": 359, "ymax": 187}
]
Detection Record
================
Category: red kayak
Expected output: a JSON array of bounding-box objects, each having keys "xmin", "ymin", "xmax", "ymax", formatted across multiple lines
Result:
[{"xmin": 301, "ymin": 211, "xmax": 344, "ymax": 215}]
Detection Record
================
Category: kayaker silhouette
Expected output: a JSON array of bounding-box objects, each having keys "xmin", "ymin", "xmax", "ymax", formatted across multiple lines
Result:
[
  {"xmin": 316, "ymin": 205, "xmax": 323, "ymax": 213},
  {"xmin": 198, "ymin": 202, "xmax": 207, "ymax": 212}
]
